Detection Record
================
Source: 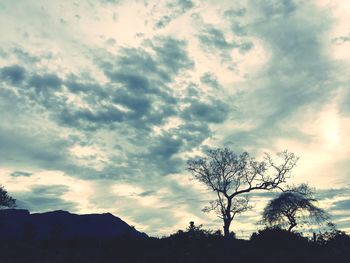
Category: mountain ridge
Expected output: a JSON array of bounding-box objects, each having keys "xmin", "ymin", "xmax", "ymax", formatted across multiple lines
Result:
[{"xmin": 0, "ymin": 208, "xmax": 148, "ymax": 240}]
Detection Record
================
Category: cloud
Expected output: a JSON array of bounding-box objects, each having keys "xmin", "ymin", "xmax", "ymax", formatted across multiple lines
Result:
[
  {"xmin": 10, "ymin": 171, "xmax": 32, "ymax": 177},
  {"xmin": 332, "ymin": 33, "xmax": 350, "ymax": 45},
  {"xmin": 15, "ymin": 185, "xmax": 78, "ymax": 212},
  {"xmin": 330, "ymin": 199, "xmax": 350, "ymax": 211},
  {"xmin": 154, "ymin": 0, "xmax": 194, "ymax": 29},
  {"xmin": 181, "ymin": 99, "xmax": 230, "ymax": 124},
  {"xmin": 56, "ymin": 37, "xmax": 193, "ymax": 132},
  {"xmin": 0, "ymin": 126, "xmax": 70, "ymax": 169},
  {"xmin": 151, "ymin": 38, "xmax": 194, "ymax": 75},
  {"xmin": 224, "ymin": 0, "xmax": 336, "ymax": 149},
  {"xmin": 0, "ymin": 65, "xmax": 26, "ymax": 84},
  {"xmin": 138, "ymin": 190, "xmax": 157, "ymax": 197},
  {"xmin": 200, "ymin": 72, "xmax": 221, "ymax": 89},
  {"xmin": 28, "ymin": 73, "xmax": 62, "ymax": 92},
  {"xmin": 196, "ymin": 20, "xmax": 253, "ymax": 68},
  {"xmin": 198, "ymin": 26, "xmax": 234, "ymax": 50}
]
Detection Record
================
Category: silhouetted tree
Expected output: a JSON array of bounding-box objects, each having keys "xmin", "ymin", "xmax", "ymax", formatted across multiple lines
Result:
[
  {"xmin": 170, "ymin": 221, "xmax": 223, "ymax": 240},
  {"xmin": 0, "ymin": 185, "xmax": 16, "ymax": 209},
  {"xmin": 262, "ymin": 184, "xmax": 328, "ymax": 232},
  {"xmin": 187, "ymin": 221, "xmax": 201, "ymax": 233},
  {"xmin": 187, "ymin": 148, "xmax": 298, "ymax": 237}
]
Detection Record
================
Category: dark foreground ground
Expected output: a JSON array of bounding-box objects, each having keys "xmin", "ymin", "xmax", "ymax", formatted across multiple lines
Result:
[{"xmin": 1, "ymin": 228, "xmax": 350, "ymax": 263}]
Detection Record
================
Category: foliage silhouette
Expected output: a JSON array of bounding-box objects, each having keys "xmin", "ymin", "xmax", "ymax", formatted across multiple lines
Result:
[
  {"xmin": 187, "ymin": 148, "xmax": 298, "ymax": 237},
  {"xmin": 0, "ymin": 185, "xmax": 16, "ymax": 209},
  {"xmin": 262, "ymin": 184, "xmax": 329, "ymax": 232},
  {"xmin": 0, "ymin": 209, "xmax": 349, "ymax": 262},
  {"xmin": 169, "ymin": 221, "xmax": 224, "ymax": 240}
]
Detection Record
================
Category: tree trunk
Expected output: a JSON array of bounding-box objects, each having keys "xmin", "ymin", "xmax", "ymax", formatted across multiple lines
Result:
[
  {"xmin": 223, "ymin": 196, "xmax": 233, "ymax": 237},
  {"xmin": 287, "ymin": 222, "xmax": 297, "ymax": 232},
  {"xmin": 223, "ymin": 219, "xmax": 231, "ymax": 237}
]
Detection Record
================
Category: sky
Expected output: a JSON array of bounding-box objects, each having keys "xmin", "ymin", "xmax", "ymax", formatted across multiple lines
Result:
[{"xmin": 0, "ymin": 0, "xmax": 350, "ymax": 237}]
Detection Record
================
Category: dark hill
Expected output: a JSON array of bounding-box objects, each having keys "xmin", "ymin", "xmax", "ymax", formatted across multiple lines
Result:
[{"xmin": 0, "ymin": 209, "xmax": 147, "ymax": 240}]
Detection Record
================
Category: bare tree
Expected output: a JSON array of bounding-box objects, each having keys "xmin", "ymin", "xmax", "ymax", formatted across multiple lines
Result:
[
  {"xmin": 0, "ymin": 185, "xmax": 16, "ymax": 209},
  {"xmin": 187, "ymin": 148, "xmax": 298, "ymax": 237},
  {"xmin": 262, "ymin": 184, "xmax": 329, "ymax": 232}
]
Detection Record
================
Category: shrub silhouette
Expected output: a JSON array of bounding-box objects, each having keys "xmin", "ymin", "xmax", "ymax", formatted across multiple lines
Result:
[
  {"xmin": 0, "ymin": 185, "xmax": 16, "ymax": 209},
  {"xmin": 250, "ymin": 227, "xmax": 306, "ymax": 245}
]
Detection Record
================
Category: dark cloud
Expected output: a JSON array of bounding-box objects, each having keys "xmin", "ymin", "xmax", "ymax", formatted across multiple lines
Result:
[
  {"xmin": 224, "ymin": 7, "xmax": 248, "ymax": 37},
  {"xmin": 332, "ymin": 33, "xmax": 350, "ymax": 45},
  {"xmin": 138, "ymin": 190, "xmax": 157, "ymax": 197},
  {"xmin": 58, "ymin": 107, "xmax": 125, "ymax": 131},
  {"xmin": 149, "ymin": 134, "xmax": 183, "ymax": 159},
  {"xmin": 256, "ymin": 0, "xmax": 297, "ymax": 18},
  {"xmin": 14, "ymin": 185, "xmax": 77, "ymax": 212},
  {"xmin": 330, "ymin": 199, "xmax": 350, "ymax": 211},
  {"xmin": 75, "ymin": 37, "xmax": 194, "ymax": 132},
  {"xmin": 1, "ymin": 37, "xmax": 196, "ymax": 144},
  {"xmin": 181, "ymin": 100, "xmax": 230, "ymax": 124},
  {"xmin": 178, "ymin": 0, "xmax": 194, "ymax": 11},
  {"xmin": 114, "ymin": 90, "xmax": 151, "ymax": 117},
  {"xmin": 151, "ymin": 37, "xmax": 194, "ymax": 75},
  {"xmin": 0, "ymin": 127, "xmax": 69, "ymax": 168},
  {"xmin": 28, "ymin": 73, "xmax": 62, "ymax": 92},
  {"xmin": 316, "ymin": 188, "xmax": 350, "ymax": 200},
  {"xmin": 197, "ymin": 24, "xmax": 253, "ymax": 64},
  {"xmin": 10, "ymin": 171, "xmax": 32, "ymax": 177},
  {"xmin": 110, "ymin": 73, "xmax": 152, "ymax": 92},
  {"xmin": 200, "ymin": 72, "xmax": 221, "ymax": 89},
  {"xmin": 100, "ymin": 0, "xmax": 120, "ymax": 4},
  {"xmin": 156, "ymin": 16, "xmax": 173, "ymax": 29},
  {"xmin": 198, "ymin": 27, "xmax": 233, "ymax": 50},
  {"xmin": 0, "ymin": 125, "xmax": 96, "ymax": 179},
  {"xmin": 224, "ymin": 8, "xmax": 247, "ymax": 18},
  {"xmin": 0, "ymin": 36, "xmax": 213, "ymax": 180},
  {"xmin": 154, "ymin": 0, "xmax": 194, "ymax": 29},
  {"xmin": 30, "ymin": 185, "xmax": 69, "ymax": 196},
  {"xmin": 13, "ymin": 48, "xmax": 41, "ymax": 64},
  {"xmin": 103, "ymin": 48, "xmax": 159, "ymax": 82},
  {"xmin": 64, "ymin": 78, "xmax": 104, "ymax": 95},
  {"xmin": 0, "ymin": 65, "xmax": 26, "ymax": 84}
]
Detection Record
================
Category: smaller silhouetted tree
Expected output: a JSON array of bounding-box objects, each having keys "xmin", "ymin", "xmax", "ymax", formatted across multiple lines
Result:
[
  {"xmin": 0, "ymin": 185, "xmax": 16, "ymax": 209},
  {"xmin": 262, "ymin": 184, "xmax": 328, "ymax": 232}
]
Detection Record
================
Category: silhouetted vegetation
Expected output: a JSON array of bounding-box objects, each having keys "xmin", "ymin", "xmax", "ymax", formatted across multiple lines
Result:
[
  {"xmin": 262, "ymin": 184, "xmax": 329, "ymax": 231},
  {"xmin": 0, "ymin": 221, "xmax": 349, "ymax": 263},
  {"xmin": 187, "ymin": 148, "xmax": 298, "ymax": 236},
  {"xmin": 0, "ymin": 185, "xmax": 16, "ymax": 209}
]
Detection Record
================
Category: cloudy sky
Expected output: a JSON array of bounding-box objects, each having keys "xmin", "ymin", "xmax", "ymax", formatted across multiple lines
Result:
[{"xmin": 1, "ymin": 0, "xmax": 350, "ymax": 237}]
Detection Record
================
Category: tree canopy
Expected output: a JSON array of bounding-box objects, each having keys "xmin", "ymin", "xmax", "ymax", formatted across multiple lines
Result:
[
  {"xmin": 0, "ymin": 185, "xmax": 16, "ymax": 209},
  {"xmin": 262, "ymin": 184, "xmax": 329, "ymax": 232},
  {"xmin": 187, "ymin": 148, "xmax": 298, "ymax": 237}
]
